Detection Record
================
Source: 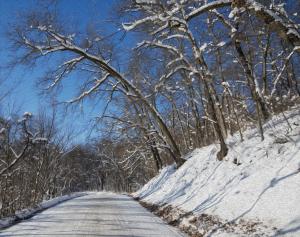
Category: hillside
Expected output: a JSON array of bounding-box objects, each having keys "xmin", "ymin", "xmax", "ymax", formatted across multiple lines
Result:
[{"xmin": 133, "ymin": 107, "xmax": 300, "ymax": 237}]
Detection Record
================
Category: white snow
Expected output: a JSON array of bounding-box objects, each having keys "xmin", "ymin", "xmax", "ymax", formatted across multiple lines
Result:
[
  {"xmin": 0, "ymin": 193, "xmax": 86, "ymax": 229},
  {"xmin": 23, "ymin": 112, "xmax": 32, "ymax": 117},
  {"xmin": 134, "ymin": 106, "xmax": 300, "ymax": 236},
  {"xmin": 221, "ymin": 81, "xmax": 230, "ymax": 87},
  {"xmin": 229, "ymin": 7, "xmax": 239, "ymax": 19},
  {"xmin": 37, "ymin": 25, "xmax": 47, "ymax": 31},
  {"xmin": 32, "ymin": 137, "xmax": 48, "ymax": 143},
  {"xmin": 0, "ymin": 128, "xmax": 6, "ymax": 134},
  {"xmin": 200, "ymin": 43, "xmax": 208, "ymax": 52},
  {"xmin": 217, "ymin": 41, "xmax": 226, "ymax": 47}
]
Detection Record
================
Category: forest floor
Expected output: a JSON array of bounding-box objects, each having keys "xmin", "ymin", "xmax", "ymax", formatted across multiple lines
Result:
[
  {"xmin": 0, "ymin": 192, "xmax": 186, "ymax": 236},
  {"xmin": 133, "ymin": 106, "xmax": 300, "ymax": 237}
]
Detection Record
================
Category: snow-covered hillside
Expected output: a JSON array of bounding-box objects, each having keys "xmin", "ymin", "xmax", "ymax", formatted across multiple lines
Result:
[{"xmin": 134, "ymin": 107, "xmax": 300, "ymax": 237}]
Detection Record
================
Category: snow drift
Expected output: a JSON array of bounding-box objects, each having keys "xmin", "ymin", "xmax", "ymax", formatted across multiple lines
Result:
[{"xmin": 134, "ymin": 107, "xmax": 300, "ymax": 236}]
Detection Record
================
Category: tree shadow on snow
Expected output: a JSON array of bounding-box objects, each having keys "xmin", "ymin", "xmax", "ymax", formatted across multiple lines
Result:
[{"xmin": 206, "ymin": 146, "xmax": 300, "ymax": 237}]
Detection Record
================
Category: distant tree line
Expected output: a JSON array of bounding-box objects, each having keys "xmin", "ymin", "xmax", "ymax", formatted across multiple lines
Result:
[{"xmin": 0, "ymin": 110, "xmax": 151, "ymax": 218}]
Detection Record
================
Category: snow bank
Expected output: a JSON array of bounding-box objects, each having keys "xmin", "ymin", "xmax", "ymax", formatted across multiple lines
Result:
[
  {"xmin": 134, "ymin": 107, "xmax": 300, "ymax": 236},
  {"xmin": 0, "ymin": 192, "xmax": 86, "ymax": 229}
]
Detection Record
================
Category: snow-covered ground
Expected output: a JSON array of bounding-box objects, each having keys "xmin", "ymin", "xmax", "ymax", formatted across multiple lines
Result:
[
  {"xmin": 134, "ymin": 107, "xmax": 300, "ymax": 236},
  {"xmin": 0, "ymin": 192, "xmax": 86, "ymax": 229}
]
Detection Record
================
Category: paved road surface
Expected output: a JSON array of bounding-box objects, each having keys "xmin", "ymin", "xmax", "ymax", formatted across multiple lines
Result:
[{"xmin": 0, "ymin": 192, "xmax": 186, "ymax": 237}]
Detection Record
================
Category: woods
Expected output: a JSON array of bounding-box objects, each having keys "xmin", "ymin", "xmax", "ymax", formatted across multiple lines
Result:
[{"xmin": 0, "ymin": 0, "xmax": 300, "ymax": 221}]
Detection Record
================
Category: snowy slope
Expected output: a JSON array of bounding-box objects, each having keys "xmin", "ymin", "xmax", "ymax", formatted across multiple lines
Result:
[{"xmin": 134, "ymin": 107, "xmax": 300, "ymax": 236}]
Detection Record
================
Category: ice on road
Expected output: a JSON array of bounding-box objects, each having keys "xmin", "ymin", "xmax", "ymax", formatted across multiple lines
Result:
[{"xmin": 0, "ymin": 192, "xmax": 186, "ymax": 237}]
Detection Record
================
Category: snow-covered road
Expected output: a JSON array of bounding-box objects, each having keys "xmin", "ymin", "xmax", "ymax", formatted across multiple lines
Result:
[{"xmin": 0, "ymin": 192, "xmax": 186, "ymax": 236}]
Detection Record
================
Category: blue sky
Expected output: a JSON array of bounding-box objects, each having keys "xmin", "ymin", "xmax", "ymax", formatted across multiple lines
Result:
[
  {"xmin": 0, "ymin": 0, "xmax": 133, "ymax": 142},
  {"xmin": 0, "ymin": 0, "xmax": 117, "ymax": 110}
]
